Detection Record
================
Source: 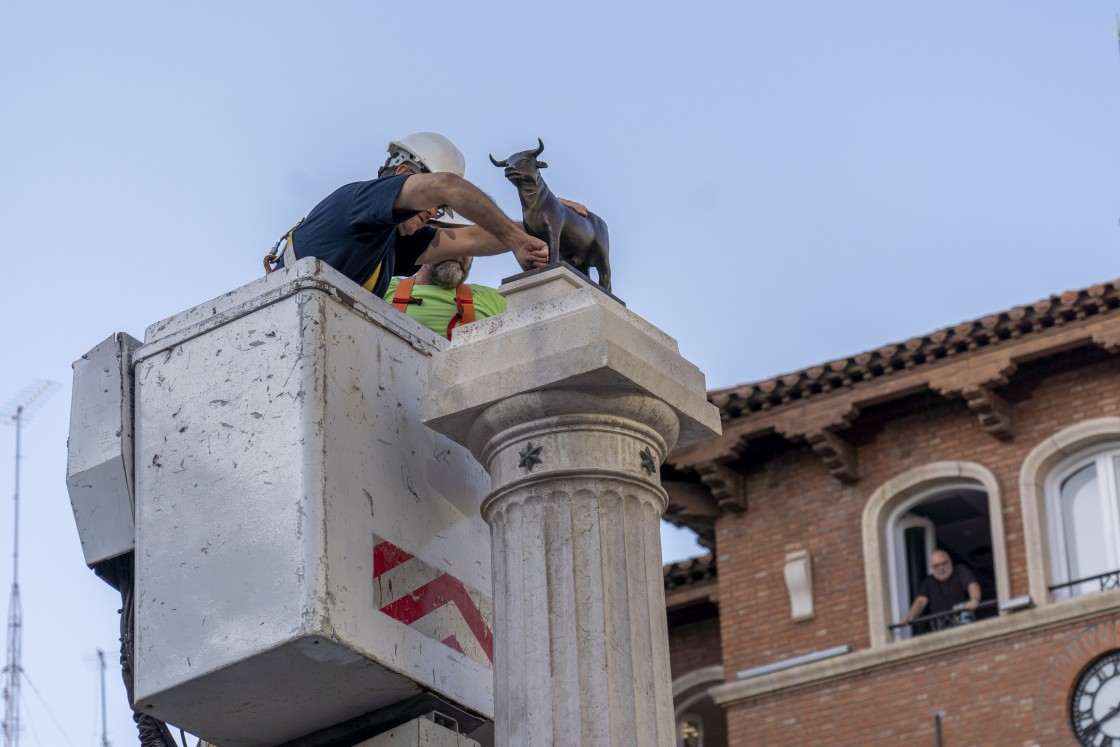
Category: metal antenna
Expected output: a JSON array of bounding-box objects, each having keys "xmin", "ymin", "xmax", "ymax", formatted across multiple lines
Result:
[
  {"xmin": 1115, "ymin": 16, "xmax": 1120, "ymax": 72},
  {"xmin": 1, "ymin": 381, "xmax": 58, "ymax": 747},
  {"xmin": 96, "ymin": 650, "xmax": 110, "ymax": 747}
]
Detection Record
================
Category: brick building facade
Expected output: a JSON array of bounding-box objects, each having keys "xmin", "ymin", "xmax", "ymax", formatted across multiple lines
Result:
[{"xmin": 662, "ymin": 278, "xmax": 1120, "ymax": 746}]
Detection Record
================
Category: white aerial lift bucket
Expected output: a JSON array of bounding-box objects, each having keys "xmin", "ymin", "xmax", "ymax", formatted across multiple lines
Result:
[{"xmin": 68, "ymin": 260, "xmax": 494, "ymax": 746}]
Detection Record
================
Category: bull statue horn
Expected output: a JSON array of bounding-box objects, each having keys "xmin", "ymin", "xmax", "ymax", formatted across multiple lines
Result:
[
  {"xmin": 489, "ymin": 154, "xmax": 509, "ymax": 167},
  {"xmin": 531, "ymin": 138, "xmax": 545, "ymax": 158}
]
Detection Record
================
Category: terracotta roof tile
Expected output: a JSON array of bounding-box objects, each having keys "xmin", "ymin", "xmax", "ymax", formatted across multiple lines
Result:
[
  {"xmin": 663, "ymin": 553, "xmax": 717, "ymax": 590},
  {"xmin": 710, "ymin": 277, "xmax": 1120, "ymax": 419}
]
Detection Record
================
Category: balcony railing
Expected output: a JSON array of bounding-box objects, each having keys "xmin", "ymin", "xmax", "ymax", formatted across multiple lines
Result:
[
  {"xmin": 1049, "ymin": 569, "xmax": 1120, "ymax": 597},
  {"xmin": 888, "ymin": 600, "xmax": 999, "ymax": 640}
]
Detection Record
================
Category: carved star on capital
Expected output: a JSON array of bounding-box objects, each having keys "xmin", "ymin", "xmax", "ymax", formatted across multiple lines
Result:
[
  {"xmin": 518, "ymin": 442, "xmax": 544, "ymax": 471},
  {"xmin": 639, "ymin": 447, "xmax": 657, "ymax": 475}
]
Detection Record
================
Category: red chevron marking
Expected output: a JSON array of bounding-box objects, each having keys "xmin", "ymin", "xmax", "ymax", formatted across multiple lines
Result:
[
  {"xmin": 373, "ymin": 541, "xmax": 415, "ymax": 577},
  {"xmin": 441, "ymin": 635, "xmax": 464, "ymax": 655},
  {"xmin": 380, "ymin": 574, "xmax": 494, "ymax": 663}
]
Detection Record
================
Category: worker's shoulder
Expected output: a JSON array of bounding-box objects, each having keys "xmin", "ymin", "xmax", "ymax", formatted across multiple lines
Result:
[
  {"xmin": 382, "ymin": 276, "xmax": 401, "ymax": 300},
  {"xmin": 468, "ymin": 283, "xmax": 506, "ymax": 315},
  {"xmin": 324, "ymin": 175, "xmax": 404, "ymax": 206},
  {"xmin": 468, "ymin": 283, "xmax": 504, "ymax": 301},
  {"xmin": 467, "ymin": 283, "xmax": 501, "ymax": 296}
]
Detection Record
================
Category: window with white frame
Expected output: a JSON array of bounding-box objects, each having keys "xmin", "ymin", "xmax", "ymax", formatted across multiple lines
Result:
[
  {"xmin": 886, "ymin": 481, "xmax": 996, "ymax": 638},
  {"xmin": 863, "ymin": 462, "xmax": 1009, "ymax": 648},
  {"xmin": 1046, "ymin": 443, "xmax": 1120, "ymax": 599}
]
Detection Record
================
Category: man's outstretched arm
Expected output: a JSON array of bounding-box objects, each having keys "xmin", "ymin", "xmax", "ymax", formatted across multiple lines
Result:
[
  {"xmin": 900, "ymin": 595, "xmax": 928, "ymax": 625},
  {"xmin": 396, "ymin": 173, "xmax": 547, "ymax": 269},
  {"xmin": 965, "ymin": 581, "xmax": 982, "ymax": 611}
]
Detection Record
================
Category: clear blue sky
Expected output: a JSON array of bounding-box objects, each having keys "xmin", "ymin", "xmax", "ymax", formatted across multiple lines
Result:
[{"xmin": 2, "ymin": 2, "xmax": 1119, "ymax": 744}]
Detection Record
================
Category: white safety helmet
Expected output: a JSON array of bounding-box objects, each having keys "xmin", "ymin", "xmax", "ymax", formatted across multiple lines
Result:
[{"xmin": 387, "ymin": 132, "xmax": 466, "ymax": 178}]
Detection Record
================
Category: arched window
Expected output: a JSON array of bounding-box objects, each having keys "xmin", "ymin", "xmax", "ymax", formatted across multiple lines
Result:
[
  {"xmin": 1019, "ymin": 417, "xmax": 1120, "ymax": 604},
  {"xmin": 863, "ymin": 462, "xmax": 1010, "ymax": 647},
  {"xmin": 672, "ymin": 666, "xmax": 726, "ymax": 747},
  {"xmin": 1046, "ymin": 444, "xmax": 1120, "ymax": 599},
  {"xmin": 886, "ymin": 481, "xmax": 998, "ymax": 638}
]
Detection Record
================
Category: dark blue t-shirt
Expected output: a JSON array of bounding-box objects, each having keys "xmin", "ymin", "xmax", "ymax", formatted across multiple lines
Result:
[
  {"xmin": 291, "ymin": 174, "xmax": 436, "ymax": 297},
  {"xmin": 917, "ymin": 565, "xmax": 977, "ymax": 615}
]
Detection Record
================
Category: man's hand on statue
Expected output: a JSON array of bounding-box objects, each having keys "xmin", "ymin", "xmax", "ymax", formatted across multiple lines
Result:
[
  {"xmin": 558, "ymin": 198, "xmax": 588, "ymax": 216},
  {"xmin": 513, "ymin": 235, "xmax": 549, "ymax": 270},
  {"xmin": 964, "ymin": 599, "xmax": 979, "ymax": 611}
]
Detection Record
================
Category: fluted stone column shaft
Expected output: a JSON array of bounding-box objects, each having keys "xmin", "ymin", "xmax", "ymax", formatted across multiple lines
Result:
[{"xmin": 472, "ymin": 390, "xmax": 679, "ymax": 747}]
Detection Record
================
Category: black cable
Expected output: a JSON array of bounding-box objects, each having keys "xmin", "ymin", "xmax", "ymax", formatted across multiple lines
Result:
[{"xmin": 110, "ymin": 553, "xmax": 178, "ymax": 747}]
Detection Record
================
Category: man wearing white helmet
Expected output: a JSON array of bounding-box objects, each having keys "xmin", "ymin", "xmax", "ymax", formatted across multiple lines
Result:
[{"xmin": 273, "ymin": 132, "xmax": 574, "ymax": 298}]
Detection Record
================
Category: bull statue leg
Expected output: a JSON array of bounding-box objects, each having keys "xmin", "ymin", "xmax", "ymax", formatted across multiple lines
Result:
[
  {"xmin": 593, "ymin": 242, "xmax": 611, "ymax": 293},
  {"xmin": 544, "ymin": 215, "xmax": 563, "ymax": 265}
]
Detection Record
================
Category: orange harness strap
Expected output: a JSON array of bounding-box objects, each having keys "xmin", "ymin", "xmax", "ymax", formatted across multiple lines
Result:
[
  {"xmin": 455, "ymin": 285, "xmax": 476, "ymax": 324},
  {"xmin": 391, "ymin": 276, "xmax": 418, "ymax": 313},
  {"xmin": 446, "ymin": 284, "xmax": 475, "ymax": 340},
  {"xmin": 391, "ymin": 278, "xmax": 475, "ymax": 340}
]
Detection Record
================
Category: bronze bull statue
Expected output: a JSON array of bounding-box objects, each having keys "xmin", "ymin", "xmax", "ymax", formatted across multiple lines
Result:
[{"xmin": 490, "ymin": 139, "xmax": 611, "ymax": 292}]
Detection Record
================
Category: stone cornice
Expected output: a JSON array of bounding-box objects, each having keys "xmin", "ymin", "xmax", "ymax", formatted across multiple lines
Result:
[
  {"xmin": 665, "ymin": 580, "xmax": 719, "ymax": 611},
  {"xmin": 709, "ymin": 592, "xmax": 1120, "ymax": 707}
]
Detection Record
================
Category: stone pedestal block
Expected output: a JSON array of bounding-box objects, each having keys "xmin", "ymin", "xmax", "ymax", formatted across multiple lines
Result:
[{"xmin": 422, "ymin": 266, "xmax": 721, "ymax": 747}]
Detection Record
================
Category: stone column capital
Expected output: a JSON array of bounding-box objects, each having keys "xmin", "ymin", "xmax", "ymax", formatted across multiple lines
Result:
[
  {"xmin": 421, "ymin": 266, "xmax": 720, "ymax": 459},
  {"xmin": 471, "ymin": 388, "xmax": 680, "ymax": 521},
  {"xmin": 470, "ymin": 388, "xmax": 682, "ymax": 456}
]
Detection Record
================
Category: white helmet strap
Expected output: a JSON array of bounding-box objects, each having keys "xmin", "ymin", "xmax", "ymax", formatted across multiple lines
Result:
[{"xmin": 386, "ymin": 149, "xmax": 428, "ymax": 173}]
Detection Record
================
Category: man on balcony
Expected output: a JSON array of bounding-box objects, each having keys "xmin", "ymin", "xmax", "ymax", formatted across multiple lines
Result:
[{"xmin": 900, "ymin": 550, "xmax": 982, "ymax": 630}]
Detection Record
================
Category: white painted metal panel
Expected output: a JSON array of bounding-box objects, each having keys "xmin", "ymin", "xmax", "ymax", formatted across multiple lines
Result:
[
  {"xmin": 66, "ymin": 332, "xmax": 141, "ymax": 567},
  {"xmin": 358, "ymin": 716, "xmax": 481, "ymax": 746},
  {"xmin": 132, "ymin": 260, "xmax": 493, "ymax": 747}
]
